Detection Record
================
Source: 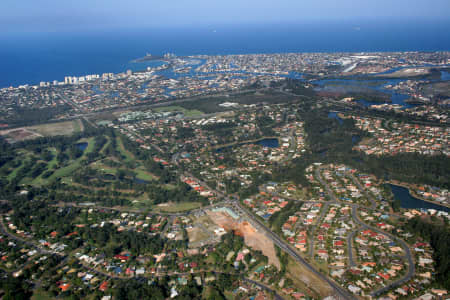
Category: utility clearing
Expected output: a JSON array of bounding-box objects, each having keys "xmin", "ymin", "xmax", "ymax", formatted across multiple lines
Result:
[{"xmin": 207, "ymin": 209, "xmax": 280, "ymax": 269}]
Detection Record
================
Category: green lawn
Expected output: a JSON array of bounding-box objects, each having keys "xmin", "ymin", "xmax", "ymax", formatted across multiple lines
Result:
[
  {"xmin": 47, "ymin": 137, "xmax": 95, "ymax": 181},
  {"xmin": 6, "ymin": 158, "xmax": 24, "ymax": 181},
  {"xmin": 116, "ymin": 136, "xmax": 135, "ymax": 162},
  {"xmin": 152, "ymin": 202, "xmax": 203, "ymax": 213},
  {"xmin": 154, "ymin": 105, "xmax": 203, "ymax": 117},
  {"xmin": 72, "ymin": 119, "xmax": 83, "ymax": 133},
  {"xmin": 90, "ymin": 161, "xmax": 118, "ymax": 174},
  {"xmin": 31, "ymin": 148, "xmax": 58, "ymax": 185},
  {"xmin": 164, "ymin": 184, "xmax": 177, "ymax": 190},
  {"xmin": 99, "ymin": 136, "xmax": 111, "ymax": 154},
  {"xmin": 31, "ymin": 290, "xmax": 54, "ymax": 300},
  {"xmin": 135, "ymin": 168, "xmax": 156, "ymax": 181},
  {"xmin": 28, "ymin": 119, "xmax": 83, "ymax": 137},
  {"xmin": 90, "ymin": 161, "xmax": 156, "ymax": 182}
]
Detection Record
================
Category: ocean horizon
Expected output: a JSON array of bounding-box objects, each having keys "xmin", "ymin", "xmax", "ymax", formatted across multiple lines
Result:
[{"xmin": 1, "ymin": 19, "xmax": 449, "ymax": 88}]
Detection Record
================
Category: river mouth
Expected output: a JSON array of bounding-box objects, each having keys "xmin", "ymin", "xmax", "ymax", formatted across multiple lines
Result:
[{"xmin": 389, "ymin": 184, "xmax": 449, "ymax": 213}]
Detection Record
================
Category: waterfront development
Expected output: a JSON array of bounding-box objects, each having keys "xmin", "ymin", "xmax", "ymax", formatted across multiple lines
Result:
[{"xmin": 0, "ymin": 50, "xmax": 449, "ymax": 300}]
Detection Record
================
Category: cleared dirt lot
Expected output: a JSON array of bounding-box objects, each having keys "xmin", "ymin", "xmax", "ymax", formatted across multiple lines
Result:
[
  {"xmin": 29, "ymin": 119, "xmax": 83, "ymax": 136},
  {"xmin": 207, "ymin": 209, "xmax": 280, "ymax": 269},
  {"xmin": 0, "ymin": 119, "xmax": 83, "ymax": 142}
]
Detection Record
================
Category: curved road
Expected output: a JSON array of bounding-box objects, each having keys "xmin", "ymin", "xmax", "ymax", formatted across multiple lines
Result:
[
  {"xmin": 350, "ymin": 206, "xmax": 415, "ymax": 297},
  {"xmin": 346, "ymin": 227, "xmax": 361, "ymax": 268},
  {"xmin": 315, "ymin": 166, "xmax": 415, "ymax": 297},
  {"xmin": 308, "ymin": 202, "xmax": 330, "ymax": 257},
  {"xmin": 234, "ymin": 202, "xmax": 355, "ymax": 300},
  {"xmin": 346, "ymin": 172, "xmax": 377, "ymax": 209},
  {"xmin": 2, "ymin": 212, "xmax": 285, "ymax": 299}
]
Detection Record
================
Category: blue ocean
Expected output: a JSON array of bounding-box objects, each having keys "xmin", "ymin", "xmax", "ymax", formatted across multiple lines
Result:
[{"xmin": 1, "ymin": 20, "xmax": 449, "ymax": 88}]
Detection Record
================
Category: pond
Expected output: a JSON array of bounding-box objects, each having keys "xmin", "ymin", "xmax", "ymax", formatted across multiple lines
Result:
[
  {"xmin": 75, "ymin": 142, "xmax": 88, "ymax": 151},
  {"xmin": 328, "ymin": 111, "xmax": 343, "ymax": 125},
  {"xmin": 134, "ymin": 178, "xmax": 150, "ymax": 184},
  {"xmin": 352, "ymin": 135, "xmax": 360, "ymax": 145},
  {"xmin": 256, "ymin": 138, "xmax": 279, "ymax": 148},
  {"xmin": 441, "ymin": 70, "xmax": 450, "ymax": 81},
  {"xmin": 389, "ymin": 184, "xmax": 449, "ymax": 213},
  {"xmin": 103, "ymin": 173, "xmax": 116, "ymax": 181}
]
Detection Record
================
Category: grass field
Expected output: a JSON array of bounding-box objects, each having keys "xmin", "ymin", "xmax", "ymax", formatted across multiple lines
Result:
[
  {"xmin": 116, "ymin": 136, "xmax": 135, "ymax": 163},
  {"xmin": 285, "ymin": 257, "xmax": 332, "ymax": 298},
  {"xmin": 6, "ymin": 159, "xmax": 24, "ymax": 181},
  {"xmin": 31, "ymin": 290, "xmax": 54, "ymax": 300},
  {"xmin": 2, "ymin": 130, "xmax": 185, "ymax": 212},
  {"xmin": 312, "ymin": 257, "xmax": 330, "ymax": 275},
  {"xmin": 0, "ymin": 117, "xmax": 82, "ymax": 143},
  {"xmin": 90, "ymin": 161, "xmax": 118, "ymax": 174},
  {"xmin": 135, "ymin": 168, "xmax": 157, "ymax": 181},
  {"xmin": 90, "ymin": 161, "xmax": 156, "ymax": 182},
  {"xmin": 99, "ymin": 136, "xmax": 111, "ymax": 154},
  {"xmin": 47, "ymin": 137, "xmax": 95, "ymax": 181},
  {"xmin": 31, "ymin": 148, "xmax": 58, "ymax": 185},
  {"xmin": 187, "ymin": 226, "xmax": 210, "ymax": 244},
  {"xmin": 29, "ymin": 119, "xmax": 83, "ymax": 137},
  {"xmin": 154, "ymin": 105, "xmax": 203, "ymax": 117},
  {"xmin": 152, "ymin": 201, "xmax": 203, "ymax": 213}
]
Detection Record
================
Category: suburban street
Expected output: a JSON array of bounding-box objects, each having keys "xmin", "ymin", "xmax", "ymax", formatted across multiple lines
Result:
[
  {"xmin": 234, "ymin": 202, "xmax": 356, "ymax": 300},
  {"xmin": 314, "ymin": 165, "xmax": 416, "ymax": 297}
]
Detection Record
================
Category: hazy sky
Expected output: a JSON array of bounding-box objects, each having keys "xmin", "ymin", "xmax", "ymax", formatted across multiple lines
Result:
[{"xmin": 2, "ymin": 0, "xmax": 450, "ymax": 32}]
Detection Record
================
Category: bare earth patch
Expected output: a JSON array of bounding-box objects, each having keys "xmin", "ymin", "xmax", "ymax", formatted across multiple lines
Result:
[
  {"xmin": 0, "ymin": 119, "xmax": 83, "ymax": 143},
  {"xmin": 28, "ymin": 119, "xmax": 83, "ymax": 136},
  {"xmin": 0, "ymin": 128, "xmax": 42, "ymax": 142},
  {"xmin": 207, "ymin": 210, "xmax": 280, "ymax": 269},
  {"xmin": 286, "ymin": 257, "xmax": 334, "ymax": 298}
]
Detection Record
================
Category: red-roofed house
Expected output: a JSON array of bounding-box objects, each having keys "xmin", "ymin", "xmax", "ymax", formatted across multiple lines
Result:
[
  {"xmin": 59, "ymin": 283, "xmax": 70, "ymax": 292},
  {"xmin": 99, "ymin": 281, "xmax": 108, "ymax": 292}
]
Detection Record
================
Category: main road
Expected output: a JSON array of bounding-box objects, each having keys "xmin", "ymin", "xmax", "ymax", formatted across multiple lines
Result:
[
  {"xmin": 115, "ymin": 114, "xmax": 408, "ymax": 299},
  {"xmin": 171, "ymin": 147, "xmax": 353, "ymax": 298},
  {"xmin": 233, "ymin": 202, "xmax": 355, "ymax": 300}
]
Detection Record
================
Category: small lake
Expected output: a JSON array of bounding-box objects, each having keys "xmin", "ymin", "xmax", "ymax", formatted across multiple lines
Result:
[
  {"xmin": 103, "ymin": 173, "xmax": 116, "ymax": 180},
  {"xmin": 216, "ymin": 138, "xmax": 279, "ymax": 152},
  {"xmin": 256, "ymin": 138, "xmax": 279, "ymax": 148},
  {"xmin": 389, "ymin": 184, "xmax": 449, "ymax": 213},
  {"xmin": 441, "ymin": 70, "xmax": 450, "ymax": 81},
  {"xmin": 75, "ymin": 142, "xmax": 88, "ymax": 151},
  {"xmin": 134, "ymin": 178, "xmax": 150, "ymax": 184},
  {"xmin": 328, "ymin": 112, "xmax": 343, "ymax": 125}
]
